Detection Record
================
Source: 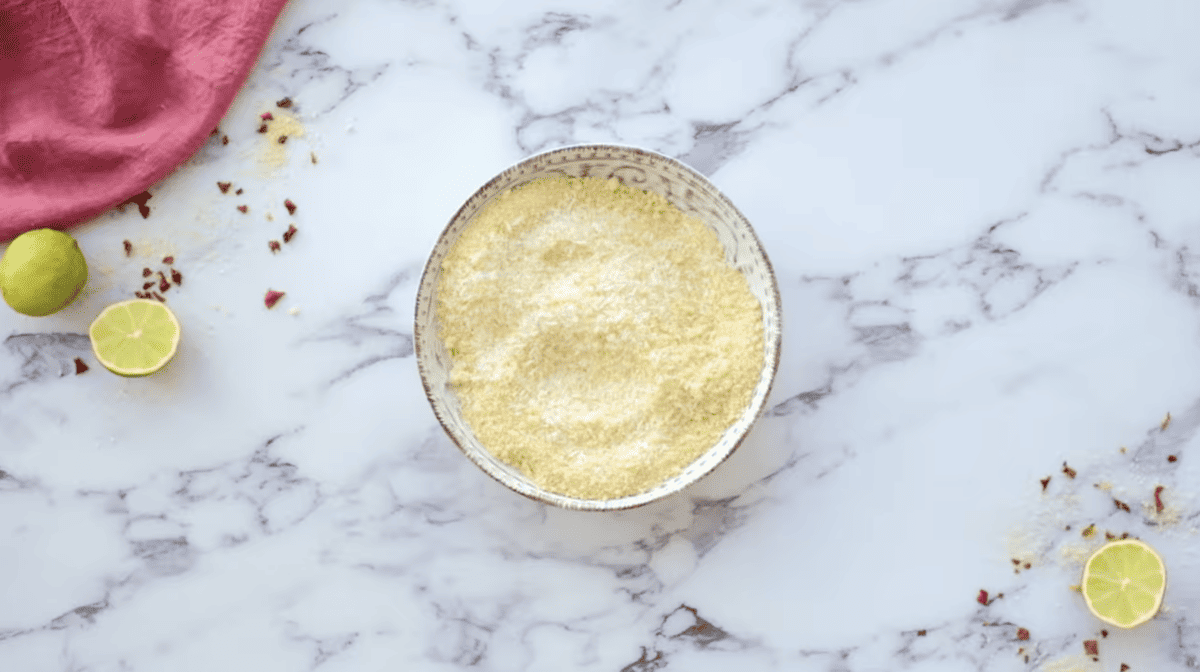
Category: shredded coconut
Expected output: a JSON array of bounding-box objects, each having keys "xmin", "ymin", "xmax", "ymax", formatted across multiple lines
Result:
[{"xmin": 436, "ymin": 176, "xmax": 764, "ymax": 499}]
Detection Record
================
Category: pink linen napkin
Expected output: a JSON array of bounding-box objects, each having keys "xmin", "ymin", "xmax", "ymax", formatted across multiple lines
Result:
[{"xmin": 0, "ymin": 0, "xmax": 291, "ymax": 242}]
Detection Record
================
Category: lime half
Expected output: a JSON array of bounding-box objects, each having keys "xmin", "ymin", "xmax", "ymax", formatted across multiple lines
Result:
[
  {"xmin": 1081, "ymin": 539, "xmax": 1166, "ymax": 629},
  {"xmin": 89, "ymin": 299, "xmax": 181, "ymax": 377}
]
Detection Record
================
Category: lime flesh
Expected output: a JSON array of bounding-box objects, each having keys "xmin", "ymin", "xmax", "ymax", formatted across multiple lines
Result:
[
  {"xmin": 0, "ymin": 229, "xmax": 89, "ymax": 316},
  {"xmin": 89, "ymin": 299, "xmax": 181, "ymax": 377},
  {"xmin": 1082, "ymin": 539, "xmax": 1166, "ymax": 629}
]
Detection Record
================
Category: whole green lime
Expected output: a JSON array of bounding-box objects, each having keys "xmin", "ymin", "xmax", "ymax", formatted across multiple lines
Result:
[{"xmin": 0, "ymin": 229, "xmax": 89, "ymax": 317}]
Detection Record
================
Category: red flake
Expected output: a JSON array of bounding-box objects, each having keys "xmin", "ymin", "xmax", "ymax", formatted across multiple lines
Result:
[
  {"xmin": 916, "ymin": 630, "xmax": 926, "ymax": 636},
  {"xmin": 1040, "ymin": 476, "xmax": 1051, "ymax": 491},
  {"xmin": 277, "ymin": 135, "xmax": 288, "ymax": 144},
  {"xmin": 257, "ymin": 123, "xmax": 269, "ymax": 133},
  {"xmin": 162, "ymin": 256, "xmax": 174, "ymax": 264},
  {"xmin": 1062, "ymin": 462, "xmax": 1077, "ymax": 478},
  {"xmin": 284, "ymin": 199, "xmax": 296, "ymax": 215},
  {"xmin": 236, "ymin": 188, "xmax": 243, "ymax": 195},
  {"xmin": 1023, "ymin": 562, "xmax": 1031, "ymax": 569},
  {"xmin": 158, "ymin": 278, "xmax": 169, "ymax": 293},
  {"xmin": 142, "ymin": 281, "xmax": 155, "ymax": 290},
  {"xmin": 1155, "ymin": 485, "xmax": 1165, "ymax": 513},
  {"xmin": 283, "ymin": 224, "xmax": 297, "ymax": 243},
  {"xmin": 142, "ymin": 267, "xmax": 152, "ymax": 277},
  {"xmin": 152, "ymin": 292, "xmax": 165, "ymax": 302},
  {"xmin": 210, "ymin": 127, "xmax": 219, "ymax": 136},
  {"xmin": 1168, "ymin": 455, "xmax": 1178, "ymax": 463},
  {"xmin": 73, "ymin": 358, "xmax": 89, "ymax": 374},
  {"xmin": 118, "ymin": 191, "xmax": 152, "ymax": 218},
  {"xmin": 264, "ymin": 290, "xmax": 285, "ymax": 309},
  {"xmin": 1101, "ymin": 630, "xmax": 1108, "ymax": 638},
  {"xmin": 277, "ymin": 97, "xmax": 293, "ymax": 108},
  {"xmin": 218, "ymin": 181, "xmax": 231, "ymax": 193},
  {"xmin": 1114, "ymin": 498, "xmax": 1131, "ymax": 513},
  {"xmin": 171, "ymin": 269, "xmax": 182, "ymax": 285},
  {"xmin": 260, "ymin": 112, "xmax": 274, "ymax": 121},
  {"xmin": 237, "ymin": 205, "xmax": 248, "ymax": 213},
  {"xmin": 134, "ymin": 291, "xmax": 146, "ymax": 299},
  {"xmin": 123, "ymin": 240, "xmax": 133, "ymax": 256},
  {"xmin": 1120, "ymin": 664, "xmax": 1129, "ymax": 671},
  {"xmin": 1083, "ymin": 640, "xmax": 1098, "ymax": 656},
  {"xmin": 1016, "ymin": 628, "xmax": 1029, "ymax": 641},
  {"xmin": 222, "ymin": 135, "xmax": 229, "ymax": 145},
  {"xmin": 1105, "ymin": 531, "xmax": 1115, "ymax": 540},
  {"xmin": 977, "ymin": 590, "xmax": 989, "ymax": 606},
  {"xmin": 268, "ymin": 240, "xmax": 281, "ymax": 253}
]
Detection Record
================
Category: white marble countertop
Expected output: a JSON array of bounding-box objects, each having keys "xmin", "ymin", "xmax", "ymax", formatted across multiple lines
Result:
[{"xmin": 4, "ymin": 0, "xmax": 1200, "ymax": 670}]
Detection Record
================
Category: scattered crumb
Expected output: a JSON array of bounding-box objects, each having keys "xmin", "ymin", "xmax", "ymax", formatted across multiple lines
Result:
[
  {"xmin": 257, "ymin": 110, "xmax": 306, "ymax": 173},
  {"xmin": 287, "ymin": 306, "xmax": 300, "ymax": 316},
  {"xmin": 1094, "ymin": 481, "xmax": 1113, "ymax": 492},
  {"xmin": 1162, "ymin": 412, "xmax": 1171, "ymax": 431}
]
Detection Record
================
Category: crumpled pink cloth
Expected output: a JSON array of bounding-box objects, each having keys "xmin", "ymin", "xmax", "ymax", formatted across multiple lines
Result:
[{"xmin": 0, "ymin": 0, "xmax": 290, "ymax": 242}]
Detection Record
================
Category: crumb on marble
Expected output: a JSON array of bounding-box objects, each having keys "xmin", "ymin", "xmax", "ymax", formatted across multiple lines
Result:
[
  {"xmin": 1062, "ymin": 462, "xmax": 1077, "ymax": 479},
  {"xmin": 124, "ymin": 240, "xmax": 133, "ymax": 256},
  {"xmin": 1041, "ymin": 476, "xmax": 1051, "ymax": 491},
  {"xmin": 1114, "ymin": 498, "xmax": 1131, "ymax": 513},
  {"xmin": 1168, "ymin": 455, "xmax": 1177, "ymax": 462},
  {"xmin": 1162, "ymin": 412, "xmax": 1171, "ymax": 430}
]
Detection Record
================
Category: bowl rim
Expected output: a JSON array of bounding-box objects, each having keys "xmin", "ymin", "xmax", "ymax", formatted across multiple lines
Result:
[{"xmin": 414, "ymin": 142, "xmax": 783, "ymax": 511}]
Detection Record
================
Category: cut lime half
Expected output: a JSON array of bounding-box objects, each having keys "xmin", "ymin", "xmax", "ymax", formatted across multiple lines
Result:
[
  {"xmin": 1081, "ymin": 538, "xmax": 1166, "ymax": 629},
  {"xmin": 89, "ymin": 299, "xmax": 181, "ymax": 377}
]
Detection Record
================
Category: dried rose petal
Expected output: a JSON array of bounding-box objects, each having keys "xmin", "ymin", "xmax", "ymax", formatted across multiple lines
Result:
[
  {"xmin": 260, "ymin": 112, "xmax": 274, "ymax": 121},
  {"xmin": 142, "ymin": 281, "xmax": 155, "ymax": 290},
  {"xmin": 977, "ymin": 590, "xmax": 989, "ymax": 606},
  {"xmin": 257, "ymin": 123, "xmax": 269, "ymax": 133},
  {"xmin": 159, "ymin": 278, "xmax": 169, "ymax": 293},
  {"xmin": 268, "ymin": 240, "xmax": 281, "ymax": 253},
  {"xmin": 1168, "ymin": 455, "xmax": 1178, "ymax": 462},
  {"xmin": 284, "ymin": 199, "xmax": 296, "ymax": 215},
  {"xmin": 222, "ymin": 135, "xmax": 229, "ymax": 145},
  {"xmin": 283, "ymin": 224, "xmax": 297, "ymax": 243},
  {"xmin": 142, "ymin": 267, "xmax": 152, "ymax": 277},
  {"xmin": 1040, "ymin": 476, "xmax": 1050, "ymax": 491},
  {"xmin": 1155, "ymin": 485, "xmax": 1165, "ymax": 513},
  {"xmin": 236, "ymin": 188, "xmax": 243, "ymax": 195},
  {"xmin": 264, "ymin": 290, "xmax": 285, "ymax": 309},
  {"xmin": 277, "ymin": 97, "xmax": 292, "ymax": 108},
  {"xmin": 1083, "ymin": 640, "xmax": 1098, "ymax": 656},
  {"xmin": 74, "ymin": 357, "xmax": 89, "ymax": 374},
  {"xmin": 1016, "ymin": 628, "xmax": 1029, "ymax": 641},
  {"xmin": 277, "ymin": 135, "xmax": 287, "ymax": 144},
  {"xmin": 119, "ymin": 191, "xmax": 152, "ymax": 219},
  {"xmin": 1114, "ymin": 498, "xmax": 1131, "ymax": 513},
  {"xmin": 1101, "ymin": 630, "xmax": 1109, "ymax": 638},
  {"xmin": 162, "ymin": 256, "xmax": 174, "ymax": 264},
  {"xmin": 237, "ymin": 205, "xmax": 248, "ymax": 213},
  {"xmin": 1062, "ymin": 462, "xmax": 1077, "ymax": 478},
  {"xmin": 1119, "ymin": 664, "xmax": 1129, "ymax": 672},
  {"xmin": 152, "ymin": 292, "xmax": 165, "ymax": 302},
  {"xmin": 210, "ymin": 127, "xmax": 219, "ymax": 136},
  {"xmin": 218, "ymin": 181, "xmax": 231, "ymax": 193},
  {"xmin": 171, "ymin": 269, "xmax": 182, "ymax": 285},
  {"xmin": 123, "ymin": 240, "xmax": 133, "ymax": 256}
]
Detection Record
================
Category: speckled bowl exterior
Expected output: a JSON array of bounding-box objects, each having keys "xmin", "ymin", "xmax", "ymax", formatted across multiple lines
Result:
[{"xmin": 415, "ymin": 144, "xmax": 783, "ymax": 511}]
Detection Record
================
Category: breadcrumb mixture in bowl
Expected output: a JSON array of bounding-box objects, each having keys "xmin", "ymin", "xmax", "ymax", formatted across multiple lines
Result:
[{"xmin": 415, "ymin": 144, "xmax": 782, "ymax": 511}]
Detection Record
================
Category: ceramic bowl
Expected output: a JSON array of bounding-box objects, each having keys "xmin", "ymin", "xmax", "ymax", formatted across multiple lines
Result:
[{"xmin": 414, "ymin": 144, "xmax": 782, "ymax": 510}]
